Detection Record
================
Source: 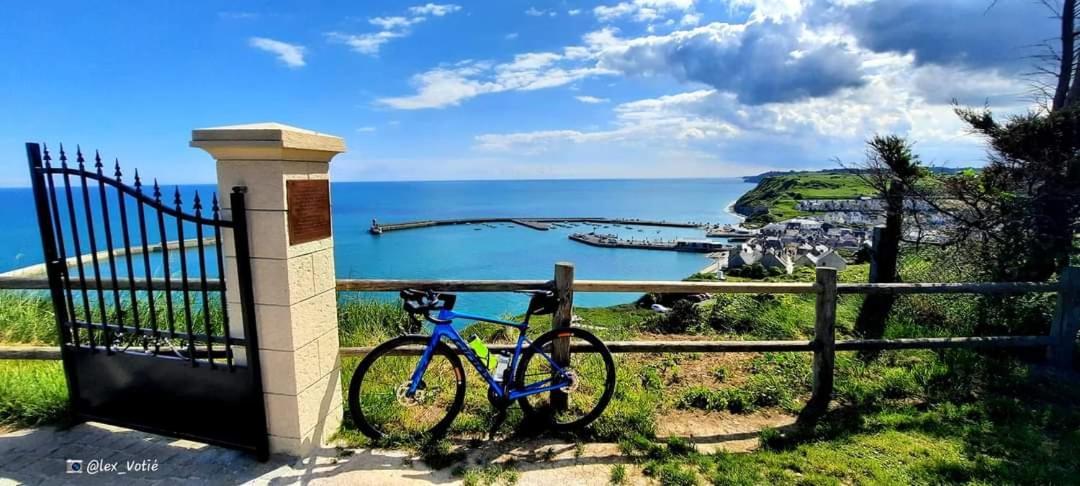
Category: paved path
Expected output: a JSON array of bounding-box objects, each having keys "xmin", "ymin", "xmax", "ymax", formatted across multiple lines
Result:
[
  {"xmin": 0, "ymin": 423, "xmax": 638, "ymax": 485},
  {"xmin": 0, "ymin": 411, "xmax": 791, "ymax": 484}
]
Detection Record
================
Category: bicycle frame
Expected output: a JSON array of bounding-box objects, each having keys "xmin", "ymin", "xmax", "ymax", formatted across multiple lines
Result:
[{"xmin": 407, "ymin": 309, "xmax": 570, "ymax": 401}]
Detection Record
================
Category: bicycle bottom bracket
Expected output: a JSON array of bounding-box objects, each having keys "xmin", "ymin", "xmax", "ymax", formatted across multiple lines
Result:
[{"xmin": 396, "ymin": 382, "xmax": 426, "ymax": 406}]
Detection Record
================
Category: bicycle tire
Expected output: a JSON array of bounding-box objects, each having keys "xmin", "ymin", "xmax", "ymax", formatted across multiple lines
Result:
[
  {"xmin": 348, "ymin": 335, "xmax": 466, "ymax": 440},
  {"xmin": 514, "ymin": 327, "xmax": 616, "ymax": 431}
]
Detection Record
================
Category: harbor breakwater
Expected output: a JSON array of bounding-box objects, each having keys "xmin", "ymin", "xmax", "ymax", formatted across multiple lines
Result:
[{"xmin": 370, "ymin": 217, "xmax": 702, "ymax": 234}]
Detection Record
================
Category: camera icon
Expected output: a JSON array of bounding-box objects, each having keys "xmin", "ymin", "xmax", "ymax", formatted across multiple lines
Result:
[{"xmin": 66, "ymin": 459, "xmax": 83, "ymax": 474}]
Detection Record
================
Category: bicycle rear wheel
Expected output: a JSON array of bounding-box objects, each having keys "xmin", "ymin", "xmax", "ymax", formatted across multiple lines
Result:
[
  {"xmin": 514, "ymin": 327, "xmax": 616, "ymax": 431},
  {"xmin": 348, "ymin": 335, "xmax": 466, "ymax": 441}
]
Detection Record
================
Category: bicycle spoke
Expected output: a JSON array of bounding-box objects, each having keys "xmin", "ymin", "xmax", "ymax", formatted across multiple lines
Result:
[
  {"xmin": 519, "ymin": 334, "xmax": 613, "ymax": 426},
  {"xmin": 357, "ymin": 350, "xmax": 459, "ymax": 438}
]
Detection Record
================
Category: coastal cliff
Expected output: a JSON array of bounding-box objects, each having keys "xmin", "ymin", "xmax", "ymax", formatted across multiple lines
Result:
[{"xmin": 732, "ymin": 172, "xmax": 876, "ymax": 225}]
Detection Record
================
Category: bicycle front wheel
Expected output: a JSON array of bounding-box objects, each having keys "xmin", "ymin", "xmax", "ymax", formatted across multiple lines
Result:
[
  {"xmin": 515, "ymin": 327, "xmax": 616, "ymax": 431},
  {"xmin": 348, "ymin": 335, "xmax": 466, "ymax": 441}
]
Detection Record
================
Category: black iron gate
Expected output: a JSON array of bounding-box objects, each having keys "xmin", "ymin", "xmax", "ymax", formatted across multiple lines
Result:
[{"xmin": 26, "ymin": 142, "xmax": 269, "ymax": 460}]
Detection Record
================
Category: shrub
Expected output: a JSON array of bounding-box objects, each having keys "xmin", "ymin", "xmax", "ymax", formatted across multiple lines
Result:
[
  {"xmin": 665, "ymin": 437, "xmax": 696, "ymax": 456},
  {"xmin": 678, "ymin": 386, "xmax": 726, "ymax": 411},
  {"xmin": 643, "ymin": 461, "xmax": 700, "ymax": 486},
  {"xmin": 703, "ymin": 294, "xmax": 762, "ymax": 335},
  {"xmin": 641, "ymin": 366, "xmax": 663, "ymax": 390},
  {"xmin": 609, "ymin": 464, "xmax": 627, "ymax": 484},
  {"xmin": 647, "ymin": 300, "xmax": 703, "ymax": 334},
  {"xmin": 728, "ymin": 263, "xmax": 767, "ymax": 279}
]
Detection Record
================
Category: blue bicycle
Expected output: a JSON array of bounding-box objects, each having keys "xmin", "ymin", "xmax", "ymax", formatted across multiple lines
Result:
[{"xmin": 348, "ymin": 289, "xmax": 616, "ymax": 440}]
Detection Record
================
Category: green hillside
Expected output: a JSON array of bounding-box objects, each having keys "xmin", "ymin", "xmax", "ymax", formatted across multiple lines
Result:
[{"xmin": 733, "ymin": 172, "xmax": 876, "ymax": 225}]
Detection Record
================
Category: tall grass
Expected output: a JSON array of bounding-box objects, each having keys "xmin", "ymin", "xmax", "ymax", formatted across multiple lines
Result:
[
  {"xmin": 0, "ymin": 291, "xmax": 58, "ymax": 344},
  {"xmin": 0, "ymin": 360, "xmax": 68, "ymax": 427}
]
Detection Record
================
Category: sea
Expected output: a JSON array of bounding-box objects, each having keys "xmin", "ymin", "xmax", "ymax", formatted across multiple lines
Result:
[{"xmin": 0, "ymin": 178, "xmax": 755, "ymax": 317}]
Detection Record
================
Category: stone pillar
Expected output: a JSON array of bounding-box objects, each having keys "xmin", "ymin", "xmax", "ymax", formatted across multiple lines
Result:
[{"xmin": 191, "ymin": 123, "xmax": 345, "ymax": 456}]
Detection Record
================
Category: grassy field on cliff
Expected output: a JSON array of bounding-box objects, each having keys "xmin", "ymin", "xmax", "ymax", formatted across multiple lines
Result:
[
  {"xmin": 1, "ymin": 259, "xmax": 1078, "ymax": 484},
  {"xmin": 734, "ymin": 172, "xmax": 876, "ymax": 225}
]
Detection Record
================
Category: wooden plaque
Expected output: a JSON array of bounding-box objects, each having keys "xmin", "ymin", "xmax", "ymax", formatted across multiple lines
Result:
[{"xmin": 286, "ymin": 180, "xmax": 332, "ymax": 245}]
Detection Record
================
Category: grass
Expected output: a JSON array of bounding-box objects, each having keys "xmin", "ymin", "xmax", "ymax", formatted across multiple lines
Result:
[
  {"xmin": 0, "ymin": 360, "xmax": 68, "ymax": 428},
  {"xmin": 618, "ymin": 362, "xmax": 1080, "ymax": 485},
  {"xmin": 732, "ymin": 172, "xmax": 876, "ymax": 225},
  {"xmin": 0, "ymin": 291, "xmax": 58, "ymax": 345},
  {"xmin": 609, "ymin": 464, "xmax": 627, "ymax": 484},
  {"xmin": 1, "ymin": 256, "xmax": 1078, "ymax": 484},
  {"xmin": 454, "ymin": 461, "xmax": 520, "ymax": 486}
]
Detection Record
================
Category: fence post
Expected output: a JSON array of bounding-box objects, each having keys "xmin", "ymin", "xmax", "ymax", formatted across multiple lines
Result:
[
  {"xmin": 801, "ymin": 266, "xmax": 837, "ymax": 423},
  {"xmin": 551, "ymin": 262, "xmax": 575, "ymax": 410},
  {"xmin": 192, "ymin": 123, "xmax": 345, "ymax": 457},
  {"xmin": 1050, "ymin": 266, "xmax": 1080, "ymax": 370},
  {"xmin": 868, "ymin": 226, "xmax": 883, "ymax": 282}
]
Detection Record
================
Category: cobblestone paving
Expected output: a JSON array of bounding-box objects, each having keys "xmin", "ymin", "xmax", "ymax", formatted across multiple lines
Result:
[{"xmin": 0, "ymin": 423, "xmax": 293, "ymax": 485}]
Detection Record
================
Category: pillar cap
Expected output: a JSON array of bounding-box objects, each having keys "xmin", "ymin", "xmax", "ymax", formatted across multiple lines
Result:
[{"xmin": 191, "ymin": 122, "xmax": 345, "ymax": 162}]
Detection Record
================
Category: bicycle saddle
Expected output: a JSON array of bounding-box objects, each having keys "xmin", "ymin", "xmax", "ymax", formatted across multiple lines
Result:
[{"xmin": 525, "ymin": 290, "xmax": 558, "ymax": 316}]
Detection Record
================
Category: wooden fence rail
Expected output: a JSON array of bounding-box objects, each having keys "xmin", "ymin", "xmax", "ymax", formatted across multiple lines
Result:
[{"xmin": 1, "ymin": 265, "xmax": 1077, "ymax": 425}]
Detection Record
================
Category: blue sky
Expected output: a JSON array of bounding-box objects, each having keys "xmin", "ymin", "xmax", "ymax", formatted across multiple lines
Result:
[{"xmin": 0, "ymin": 0, "xmax": 1058, "ymax": 186}]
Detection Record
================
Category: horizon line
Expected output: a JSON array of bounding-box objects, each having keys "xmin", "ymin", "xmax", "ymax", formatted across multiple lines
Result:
[{"xmin": 0, "ymin": 174, "xmax": 758, "ymax": 190}]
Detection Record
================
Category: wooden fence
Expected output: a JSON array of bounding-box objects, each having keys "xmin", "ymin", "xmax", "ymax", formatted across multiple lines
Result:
[{"xmin": 1, "ymin": 264, "xmax": 1077, "ymax": 422}]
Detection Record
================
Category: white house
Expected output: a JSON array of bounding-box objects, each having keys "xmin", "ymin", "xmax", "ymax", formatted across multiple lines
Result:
[
  {"xmin": 727, "ymin": 247, "xmax": 762, "ymax": 269},
  {"xmin": 760, "ymin": 251, "xmax": 794, "ymax": 274},
  {"xmin": 794, "ymin": 250, "xmax": 848, "ymax": 271},
  {"xmin": 814, "ymin": 251, "xmax": 848, "ymax": 271}
]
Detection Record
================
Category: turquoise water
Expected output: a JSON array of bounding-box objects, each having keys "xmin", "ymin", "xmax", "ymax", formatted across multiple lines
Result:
[{"xmin": 0, "ymin": 178, "xmax": 753, "ymax": 316}]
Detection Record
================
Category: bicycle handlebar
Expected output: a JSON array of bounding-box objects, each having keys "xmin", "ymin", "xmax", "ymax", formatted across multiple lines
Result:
[
  {"xmin": 400, "ymin": 289, "xmax": 456, "ymax": 324},
  {"xmin": 400, "ymin": 288, "xmax": 556, "ymax": 325}
]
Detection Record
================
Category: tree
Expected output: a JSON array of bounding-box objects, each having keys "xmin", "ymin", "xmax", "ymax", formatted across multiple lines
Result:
[
  {"xmin": 1050, "ymin": 0, "xmax": 1079, "ymax": 109},
  {"xmin": 932, "ymin": 107, "xmax": 1080, "ymax": 282},
  {"xmin": 841, "ymin": 136, "xmax": 926, "ymax": 341},
  {"xmin": 926, "ymin": 1, "xmax": 1080, "ymax": 282}
]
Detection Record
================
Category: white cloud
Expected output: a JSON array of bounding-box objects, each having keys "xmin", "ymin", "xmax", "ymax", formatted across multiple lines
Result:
[
  {"xmin": 408, "ymin": 3, "xmax": 462, "ymax": 16},
  {"xmin": 472, "ymin": 51, "xmax": 1030, "ymax": 171},
  {"xmin": 726, "ymin": 0, "xmax": 807, "ymax": 22},
  {"xmin": 476, "ymin": 89, "xmax": 740, "ymax": 152},
  {"xmin": 679, "ymin": 13, "xmax": 700, "ymax": 25},
  {"xmin": 379, "ymin": 15, "xmax": 866, "ymax": 109},
  {"xmin": 330, "ymin": 3, "xmax": 461, "ymax": 56},
  {"xmin": 356, "ymin": 0, "xmax": 1046, "ymax": 178},
  {"xmin": 378, "ymin": 54, "xmax": 616, "ymax": 109},
  {"xmin": 327, "ymin": 31, "xmax": 405, "ymax": 55},
  {"xmin": 248, "ymin": 37, "xmax": 306, "ymax": 68},
  {"xmin": 369, "ymin": 16, "xmax": 424, "ymax": 30},
  {"xmin": 505, "ymin": 32, "xmax": 519, "ymax": 40},
  {"xmin": 594, "ymin": 0, "xmax": 696, "ymax": 23},
  {"xmin": 525, "ymin": 7, "xmax": 558, "ymax": 17},
  {"xmin": 378, "ymin": 0, "xmax": 1035, "ymax": 175},
  {"xmin": 356, "ymin": 126, "xmax": 377, "ymax": 133},
  {"xmin": 568, "ymin": 9, "xmax": 582, "ymax": 16}
]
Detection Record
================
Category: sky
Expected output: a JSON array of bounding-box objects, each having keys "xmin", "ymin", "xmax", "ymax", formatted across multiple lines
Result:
[{"xmin": 0, "ymin": 0, "xmax": 1061, "ymax": 186}]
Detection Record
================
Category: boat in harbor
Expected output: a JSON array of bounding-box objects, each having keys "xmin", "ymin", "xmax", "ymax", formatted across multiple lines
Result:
[{"xmin": 706, "ymin": 225, "xmax": 758, "ymax": 238}]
